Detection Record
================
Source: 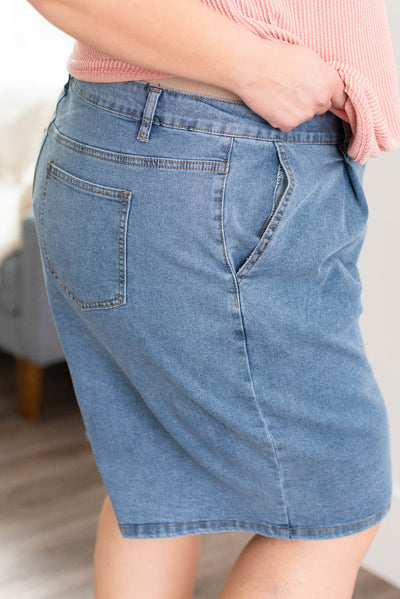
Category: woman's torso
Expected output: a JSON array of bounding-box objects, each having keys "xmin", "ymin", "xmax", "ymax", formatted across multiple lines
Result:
[{"xmin": 66, "ymin": 0, "xmax": 400, "ymax": 163}]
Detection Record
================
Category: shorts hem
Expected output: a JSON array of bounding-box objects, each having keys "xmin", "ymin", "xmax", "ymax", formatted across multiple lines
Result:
[{"xmin": 118, "ymin": 499, "xmax": 392, "ymax": 540}]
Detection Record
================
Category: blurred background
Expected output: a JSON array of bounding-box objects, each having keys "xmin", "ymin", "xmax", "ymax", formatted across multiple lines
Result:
[{"xmin": 0, "ymin": 1, "xmax": 399, "ymax": 597}]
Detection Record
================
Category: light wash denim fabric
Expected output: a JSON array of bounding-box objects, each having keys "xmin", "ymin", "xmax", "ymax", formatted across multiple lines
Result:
[{"xmin": 32, "ymin": 74, "xmax": 392, "ymax": 540}]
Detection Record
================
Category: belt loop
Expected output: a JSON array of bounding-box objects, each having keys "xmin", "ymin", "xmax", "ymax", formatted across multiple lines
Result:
[{"xmin": 137, "ymin": 85, "xmax": 162, "ymax": 142}]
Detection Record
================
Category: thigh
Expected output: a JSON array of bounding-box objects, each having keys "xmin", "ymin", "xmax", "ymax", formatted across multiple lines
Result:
[
  {"xmin": 94, "ymin": 495, "xmax": 201, "ymax": 599},
  {"xmin": 218, "ymin": 523, "xmax": 381, "ymax": 599}
]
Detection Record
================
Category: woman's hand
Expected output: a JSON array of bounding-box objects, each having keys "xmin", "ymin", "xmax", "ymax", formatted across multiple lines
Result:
[{"xmin": 232, "ymin": 40, "xmax": 349, "ymax": 131}]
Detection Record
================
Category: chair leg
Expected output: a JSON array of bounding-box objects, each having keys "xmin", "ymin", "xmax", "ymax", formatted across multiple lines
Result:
[{"xmin": 15, "ymin": 358, "xmax": 44, "ymax": 419}]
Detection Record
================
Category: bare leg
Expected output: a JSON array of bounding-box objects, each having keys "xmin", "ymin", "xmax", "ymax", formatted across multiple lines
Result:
[
  {"xmin": 218, "ymin": 522, "xmax": 381, "ymax": 599},
  {"xmin": 93, "ymin": 494, "xmax": 201, "ymax": 599}
]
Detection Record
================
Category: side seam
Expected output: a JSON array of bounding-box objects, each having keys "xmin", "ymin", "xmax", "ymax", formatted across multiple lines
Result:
[{"xmin": 235, "ymin": 286, "xmax": 293, "ymax": 531}]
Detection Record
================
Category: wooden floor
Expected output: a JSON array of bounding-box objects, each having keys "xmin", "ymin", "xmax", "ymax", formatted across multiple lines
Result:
[{"xmin": 1, "ymin": 349, "xmax": 399, "ymax": 599}]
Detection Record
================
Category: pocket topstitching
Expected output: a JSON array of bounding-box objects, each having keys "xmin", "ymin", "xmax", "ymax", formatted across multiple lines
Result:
[
  {"xmin": 39, "ymin": 160, "xmax": 132, "ymax": 310},
  {"xmin": 234, "ymin": 140, "xmax": 295, "ymax": 282}
]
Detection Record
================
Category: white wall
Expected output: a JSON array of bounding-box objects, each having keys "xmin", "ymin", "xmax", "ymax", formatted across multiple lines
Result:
[
  {"xmin": 359, "ymin": 0, "xmax": 400, "ymax": 588},
  {"xmin": 0, "ymin": 2, "xmax": 74, "ymax": 258},
  {"xmin": 1, "ymin": 1, "xmax": 73, "ymax": 100}
]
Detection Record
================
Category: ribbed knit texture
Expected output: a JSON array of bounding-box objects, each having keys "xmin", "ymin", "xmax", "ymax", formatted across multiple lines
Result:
[{"xmin": 66, "ymin": 0, "xmax": 400, "ymax": 164}]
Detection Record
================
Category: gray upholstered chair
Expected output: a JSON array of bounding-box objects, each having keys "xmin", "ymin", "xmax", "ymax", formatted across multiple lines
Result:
[
  {"xmin": 0, "ymin": 94, "xmax": 68, "ymax": 419},
  {"xmin": 0, "ymin": 210, "xmax": 65, "ymax": 419}
]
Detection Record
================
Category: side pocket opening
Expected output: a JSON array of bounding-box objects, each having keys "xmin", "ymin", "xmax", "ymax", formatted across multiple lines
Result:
[
  {"xmin": 257, "ymin": 162, "xmax": 285, "ymax": 239},
  {"xmin": 235, "ymin": 140, "xmax": 294, "ymax": 282}
]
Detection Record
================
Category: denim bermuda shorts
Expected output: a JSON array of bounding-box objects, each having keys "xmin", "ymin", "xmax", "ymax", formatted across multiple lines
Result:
[{"xmin": 31, "ymin": 73, "xmax": 392, "ymax": 540}]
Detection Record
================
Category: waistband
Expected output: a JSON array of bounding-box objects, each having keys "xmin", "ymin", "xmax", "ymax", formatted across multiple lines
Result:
[{"xmin": 68, "ymin": 74, "xmax": 348, "ymax": 145}]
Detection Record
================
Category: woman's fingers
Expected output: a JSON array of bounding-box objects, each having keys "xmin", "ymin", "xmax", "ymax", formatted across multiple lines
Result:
[
  {"xmin": 331, "ymin": 75, "xmax": 348, "ymax": 110},
  {"xmin": 234, "ymin": 42, "xmax": 352, "ymax": 131},
  {"xmin": 330, "ymin": 77, "xmax": 350, "ymax": 122},
  {"xmin": 329, "ymin": 105, "xmax": 351, "ymax": 123}
]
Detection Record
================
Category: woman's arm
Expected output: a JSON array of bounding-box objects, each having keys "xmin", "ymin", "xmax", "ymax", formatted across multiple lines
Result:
[
  {"xmin": 26, "ymin": 0, "xmax": 268, "ymax": 94},
  {"xmin": 26, "ymin": 0, "xmax": 347, "ymax": 131}
]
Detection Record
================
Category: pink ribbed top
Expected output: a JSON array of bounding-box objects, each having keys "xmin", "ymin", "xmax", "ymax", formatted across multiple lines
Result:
[{"xmin": 66, "ymin": 0, "xmax": 400, "ymax": 164}]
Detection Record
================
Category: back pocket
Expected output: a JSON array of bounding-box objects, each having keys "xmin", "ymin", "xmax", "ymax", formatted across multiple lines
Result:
[{"xmin": 39, "ymin": 160, "xmax": 132, "ymax": 310}]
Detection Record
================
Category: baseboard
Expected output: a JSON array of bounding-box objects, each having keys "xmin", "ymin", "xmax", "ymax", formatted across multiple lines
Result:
[{"xmin": 361, "ymin": 486, "xmax": 400, "ymax": 589}]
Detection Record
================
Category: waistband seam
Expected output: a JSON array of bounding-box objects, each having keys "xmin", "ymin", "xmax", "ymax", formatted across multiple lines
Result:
[
  {"xmin": 158, "ymin": 120, "xmax": 344, "ymax": 144},
  {"xmin": 69, "ymin": 78, "xmax": 346, "ymax": 144}
]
